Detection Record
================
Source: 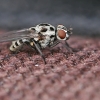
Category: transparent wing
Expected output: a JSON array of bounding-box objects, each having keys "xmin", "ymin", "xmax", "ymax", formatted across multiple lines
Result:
[{"xmin": 0, "ymin": 28, "xmax": 38, "ymax": 42}]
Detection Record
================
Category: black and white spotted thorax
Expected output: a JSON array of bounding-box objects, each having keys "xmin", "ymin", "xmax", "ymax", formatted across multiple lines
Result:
[{"xmin": 35, "ymin": 23, "xmax": 56, "ymax": 48}]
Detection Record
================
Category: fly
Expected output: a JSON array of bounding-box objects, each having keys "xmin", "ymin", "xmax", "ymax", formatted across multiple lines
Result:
[{"xmin": 0, "ymin": 23, "xmax": 73, "ymax": 64}]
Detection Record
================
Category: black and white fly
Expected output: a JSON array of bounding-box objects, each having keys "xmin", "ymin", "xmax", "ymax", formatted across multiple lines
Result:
[{"xmin": 0, "ymin": 23, "xmax": 73, "ymax": 64}]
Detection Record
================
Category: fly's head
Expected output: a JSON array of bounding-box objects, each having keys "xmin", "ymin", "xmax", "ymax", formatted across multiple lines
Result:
[{"xmin": 56, "ymin": 25, "xmax": 73, "ymax": 41}]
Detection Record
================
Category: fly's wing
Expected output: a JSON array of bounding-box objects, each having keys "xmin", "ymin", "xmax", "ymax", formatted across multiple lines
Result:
[{"xmin": 0, "ymin": 28, "xmax": 38, "ymax": 42}]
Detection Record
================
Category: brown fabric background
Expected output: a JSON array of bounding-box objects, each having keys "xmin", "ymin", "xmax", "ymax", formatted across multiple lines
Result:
[{"xmin": 0, "ymin": 34, "xmax": 100, "ymax": 100}]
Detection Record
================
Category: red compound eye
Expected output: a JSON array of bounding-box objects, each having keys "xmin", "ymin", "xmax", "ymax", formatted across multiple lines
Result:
[{"xmin": 58, "ymin": 30, "xmax": 66, "ymax": 39}]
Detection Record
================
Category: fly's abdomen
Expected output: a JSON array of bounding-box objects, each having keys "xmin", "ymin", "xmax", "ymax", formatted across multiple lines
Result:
[{"xmin": 9, "ymin": 39, "xmax": 24, "ymax": 52}]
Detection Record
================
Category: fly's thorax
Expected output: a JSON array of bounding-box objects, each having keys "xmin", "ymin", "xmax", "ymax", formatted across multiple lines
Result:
[
  {"xmin": 28, "ymin": 27, "xmax": 40, "ymax": 41},
  {"xmin": 35, "ymin": 23, "xmax": 56, "ymax": 48},
  {"xmin": 35, "ymin": 23, "xmax": 56, "ymax": 36}
]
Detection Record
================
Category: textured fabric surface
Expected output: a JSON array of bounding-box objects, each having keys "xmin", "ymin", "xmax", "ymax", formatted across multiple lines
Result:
[{"xmin": 0, "ymin": 34, "xmax": 100, "ymax": 100}]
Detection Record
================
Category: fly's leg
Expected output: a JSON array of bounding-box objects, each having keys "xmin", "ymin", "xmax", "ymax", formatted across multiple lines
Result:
[
  {"xmin": 48, "ymin": 40, "xmax": 76, "ymax": 54},
  {"xmin": 48, "ymin": 40, "xmax": 73, "ymax": 54},
  {"xmin": 32, "ymin": 41, "xmax": 46, "ymax": 64},
  {"xmin": 49, "ymin": 40, "xmax": 60, "ymax": 48},
  {"xmin": 48, "ymin": 40, "xmax": 60, "ymax": 55},
  {"xmin": 65, "ymin": 41, "xmax": 78, "ymax": 53},
  {"xmin": 28, "ymin": 40, "xmax": 46, "ymax": 64},
  {"xmin": 64, "ymin": 41, "xmax": 73, "ymax": 53},
  {"xmin": 49, "ymin": 40, "xmax": 73, "ymax": 54},
  {"xmin": 63, "ymin": 41, "xmax": 79, "ymax": 57}
]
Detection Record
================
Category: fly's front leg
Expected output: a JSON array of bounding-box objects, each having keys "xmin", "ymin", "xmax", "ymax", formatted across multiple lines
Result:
[
  {"xmin": 64, "ymin": 41, "xmax": 73, "ymax": 53},
  {"xmin": 57, "ymin": 40, "xmax": 74, "ymax": 53},
  {"xmin": 62, "ymin": 41, "xmax": 79, "ymax": 57},
  {"xmin": 65, "ymin": 41, "xmax": 78, "ymax": 53},
  {"xmin": 49, "ymin": 40, "xmax": 60, "ymax": 48},
  {"xmin": 48, "ymin": 40, "xmax": 60, "ymax": 55}
]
